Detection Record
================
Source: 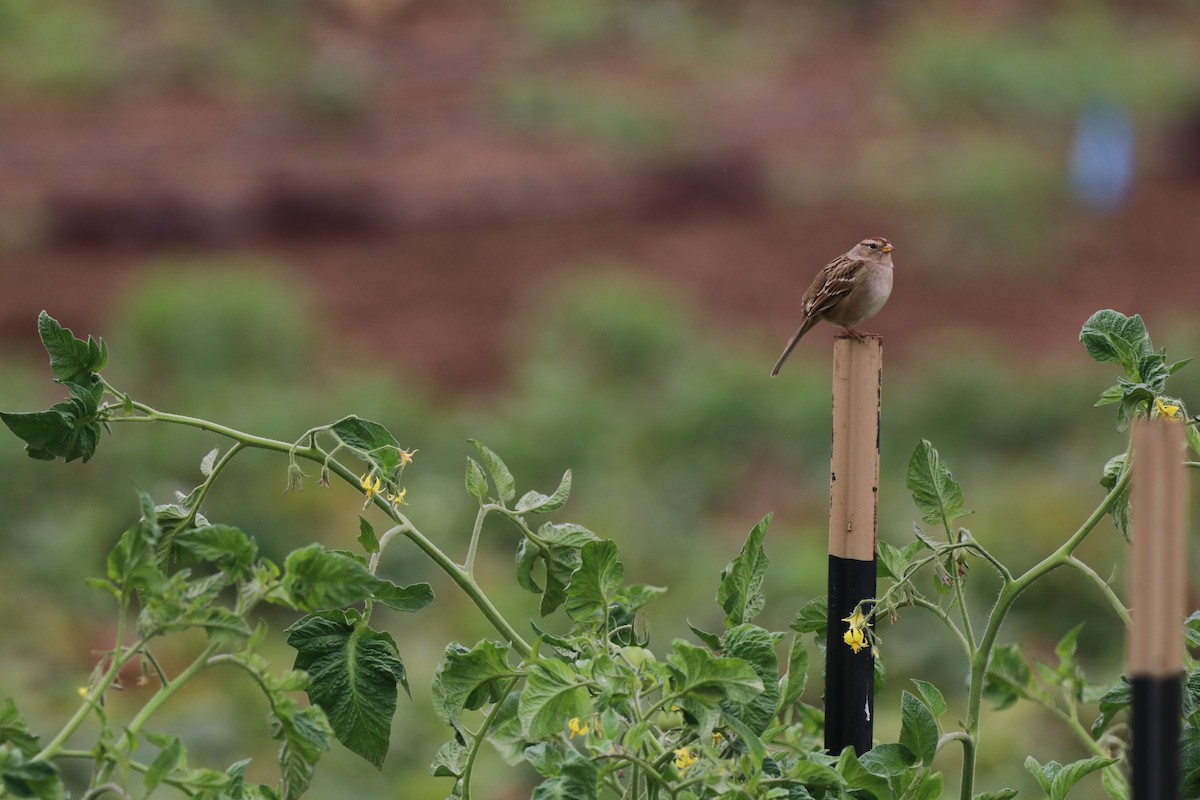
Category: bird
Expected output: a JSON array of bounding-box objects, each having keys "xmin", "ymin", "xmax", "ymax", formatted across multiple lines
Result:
[{"xmin": 770, "ymin": 237, "xmax": 895, "ymax": 376}]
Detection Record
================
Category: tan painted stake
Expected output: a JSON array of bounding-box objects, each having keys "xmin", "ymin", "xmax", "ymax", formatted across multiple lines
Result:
[
  {"xmin": 824, "ymin": 333, "xmax": 882, "ymax": 756},
  {"xmin": 1128, "ymin": 418, "xmax": 1188, "ymax": 800},
  {"xmin": 1129, "ymin": 420, "xmax": 1187, "ymax": 677},
  {"xmin": 828, "ymin": 335, "xmax": 882, "ymax": 561}
]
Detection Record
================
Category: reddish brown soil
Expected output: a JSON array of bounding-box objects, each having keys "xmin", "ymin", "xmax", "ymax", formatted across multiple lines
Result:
[{"xmin": 1, "ymin": 1, "xmax": 1198, "ymax": 389}]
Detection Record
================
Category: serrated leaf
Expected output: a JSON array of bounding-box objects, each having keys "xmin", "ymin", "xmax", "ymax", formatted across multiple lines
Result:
[
  {"xmin": 465, "ymin": 457, "xmax": 487, "ymax": 502},
  {"xmin": 1, "ymin": 381, "xmax": 104, "ymax": 463},
  {"xmin": 530, "ymin": 749, "xmax": 599, "ymax": 800},
  {"xmin": 287, "ymin": 610, "xmax": 407, "ymax": 768},
  {"xmin": 789, "ymin": 596, "xmax": 828, "ymax": 636},
  {"xmin": 1049, "ymin": 755, "xmax": 1118, "ymax": 800},
  {"xmin": 200, "ymin": 447, "xmax": 219, "ymax": 477},
  {"xmin": 835, "ymin": 748, "xmax": 893, "ymax": 800},
  {"xmin": 429, "ymin": 739, "xmax": 468, "ymax": 779},
  {"xmin": 357, "ymin": 517, "xmax": 378, "ymax": 555},
  {"xmin": 37, "ymin": 310, "xmax": 107, "ymax": 385},
  {"xmin": 144, "ymin": 733, "xmax": 184, "ymax": 793},
  {"xmin": 1099, "ymin": 453, "xmax": 1132, "ymax": 540},
  {"xmin": 175, "ymin": 524, "xmax": 257, "ymax": 569},
  {"xmin": 518, "ymin": 523, "xmax": 599, "ymax": 616},
  {"xmin": 519, "ymin": 658, "xmax": 590, "ymax": 741},
  {"xmin": 1080, "ymin": 310, "xmax": 1152, "ymax": 377},
  {"xmin": 373, "ymin": 581, "xmax": 433, "ymax": 612},
  {"xmin": 329, "ymin": 416, "xmax": 405, "ymax": 476},
  {"xmin": 516, "ymin": 469, "xmax": 572, "ymax": 515},
  {"xmin": 984, "ymin": 644, "xmax": 1033, "ymax": 711},
  {"xmin": 565, "ymin": 540, "xmax": 623, "ymax": 623},
  {"xmin": 899, "ymin": 691, "xmax": 939, "ymax": 766},
  {"xmin": 1, "ymin": 758, "xmax": 65, "ymax": 800},
  {"xmin": 523, "ymin": 742, "xmax": 563, "ymax": 778},
  {"xmin": 907, "ymin": 440, "xmax": 972, "ymax": 530},
  {"xmin": 468, "ymin": 440, "xmax": 515, "ymax": 503},
  {"xmin": 688, "ymin": 621, "xmax": 722, "ymax": 652},
  {"xmin": 430, "ymin": 641, "xmax": 514, "ymax": 733},
  {"xmin": 0, "ymin": 699, "xmax": 40, "ymax": 758},
  {"xmin": 282, "ymin": 544, "xmax": 381, "ymax": 612},
  {"xmin": 717, "ymin": 514, "xmax": 770, "ymax": 628},
  {"xmin": 720, "ymin": 624, "xmax": 780, "ymax": 734},
  {"xmin": 1091, "ymin": 676, "xmax": 1132, "ymax": 737},
  {"xmin": 270, "ymin": 702, "xmax": 331, "ymax": 800},
  {"xmin": 858, "ymin": 743, "xmax": 916, "ymax": 777},
  {"xmin": 665, "ymin": 639, "xmax": 763, "ymax": 717},
  {"xmin": 910, "ymin": 679, "xmax": 948, "ymax": 717},
  {"xmin": 779, "ymin": 635, "xmax": 809, "ymax": 711}
]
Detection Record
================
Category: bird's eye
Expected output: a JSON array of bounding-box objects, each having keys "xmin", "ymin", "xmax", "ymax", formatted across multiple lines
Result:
[{"xmin": 867, "ymin": 242, "xmax": 878, "ymax": 250}]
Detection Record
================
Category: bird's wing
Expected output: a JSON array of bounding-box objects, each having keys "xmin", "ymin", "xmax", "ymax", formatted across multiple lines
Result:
[{"xmin": 802, "ymin": 256, "xmax": 863, "ymax": 320}]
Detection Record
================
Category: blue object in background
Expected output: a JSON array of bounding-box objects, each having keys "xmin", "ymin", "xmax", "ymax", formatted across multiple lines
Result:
[{"xmin": 1069, "ymin": 100, "xmax": 1135, "ymax": 212}]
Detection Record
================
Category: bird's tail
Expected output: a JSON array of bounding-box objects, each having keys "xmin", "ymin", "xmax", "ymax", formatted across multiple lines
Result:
[{"xmin": 770, "ymin": 318, "xmax": 817, "ymax": 376}]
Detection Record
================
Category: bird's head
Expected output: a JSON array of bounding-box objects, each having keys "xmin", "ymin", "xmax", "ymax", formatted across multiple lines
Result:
[{"xmin": 850, "ymin": 237, "xmax": 894, "ymax": 262}]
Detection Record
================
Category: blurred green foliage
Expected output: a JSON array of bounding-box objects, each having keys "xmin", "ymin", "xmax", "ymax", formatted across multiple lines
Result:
[{"xmin": 0, "ymin": 262, "xmax": 1156, "ymax": 796}]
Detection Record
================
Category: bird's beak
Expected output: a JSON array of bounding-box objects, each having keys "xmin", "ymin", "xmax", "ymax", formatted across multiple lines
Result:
[{"xmin": 882, "ymin": 244, "xmax": 894, "ymax": 253}]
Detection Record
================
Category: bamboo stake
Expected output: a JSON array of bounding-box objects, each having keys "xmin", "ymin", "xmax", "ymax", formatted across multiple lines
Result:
[
  {"xmin": 824, "ymin": 333, "xmax": 881, "ymax": 756},
  {"xmin": 1129, "ymin": 419, "xmax": 1187, "ymax": 800}
]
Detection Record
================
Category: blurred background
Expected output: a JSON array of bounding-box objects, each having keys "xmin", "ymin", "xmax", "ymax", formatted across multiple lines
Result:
[{"xmin": 2, "ymin": 0, "xmax": 1199, "ymax": 797}]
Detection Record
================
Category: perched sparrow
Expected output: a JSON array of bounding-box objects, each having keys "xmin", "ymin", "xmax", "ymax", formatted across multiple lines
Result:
[{"xmin": 770, "ymin": 237, "xmax": 894, "ymax": 376}]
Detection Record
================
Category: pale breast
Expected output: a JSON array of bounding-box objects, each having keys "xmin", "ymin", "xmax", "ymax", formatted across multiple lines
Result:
[{"xmin": 824, "ymin": 265, "xmax": 893, "ymax": 327}]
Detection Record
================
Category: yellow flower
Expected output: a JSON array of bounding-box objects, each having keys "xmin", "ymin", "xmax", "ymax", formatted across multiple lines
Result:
[
  {"xmin": 674, "ymin": 747, "xmax": 698, "ymax": 771},
  {"xmin": 841, "ymin": 606, "xmax": 873, "ymax": 654},
  {"xmin": 567, "ymin": 717, "xmax": 589, "ymax": 738},
  {"xmin": 399, "ymin": 448, "xmax": 417, "ymax": 465},
  {"xmin": 1155, "ymin": 396, "xmax": 1183, "ymax": 420},
  {"xmin": 387, "ymin": 487, "xmax": 408, "ymax": 507},
  {"xmin": 711, "ymin": 731, "xmax": 724, "ymax": 747},
  {"xmin": 359, "ymin": 472, "xmax": 383, "ymax": 499},
  {"xmin": 77, "ymin": 686, "xmax": 88, "ymax": 698},
  {"xmin": 843, "ymin": 626, "xmax": 868, "ymax": 654}
]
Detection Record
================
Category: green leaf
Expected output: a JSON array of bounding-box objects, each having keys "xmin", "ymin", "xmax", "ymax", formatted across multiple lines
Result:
[
  {"xmin": 516, "ymin": 470, "xmax": 572, "ymax": 514},
  {"xmin": 143, "ymin": 733, "xmax": 184, "ymax": 793},
  {"xmin": 789, "ymin": 596, "xmax": 828, "ymax": 636},
  {"xmin": 106, "ymin": 487, "xmax": 164, "ymax": 590},
  {"xmin": 910, "ymin": 679, "xmax": 948, "ymax": 717},
  {"xmin": 517, "ymin": 522, "xmax": 599, "ymax": 616},
  {"xmin": 876, "ymin": 540, "xmax": 910, "ymax": 581},
  {"xmin": 720, "ymin": 624, "xmax": 780, "ymax": 734},
  {"xmin": 429, "ymin": 739, "xmax": 468, "ymax": 779},
  {"xmin": 357, "ymin": 517, "xmax": 378, "ymax": 555},
  {"xmin": 857, "ymin": 743, "xmax": 916, "ymax": 777},
  {"xmin": 1, "ymin": 380, "xmax": 104, "ymax": 463},
  {"xmin": 1100, "ymin": 454, "xmax": 1131, "ymax": 540},
  {"xmin": 1100, "ymin": 764, "xmax": 1130, "ymax": 800},
  {"xmin": 175, "ymin": 524, "xmax": 258, "ymax": 569},
  {"xmin": 282, "ymin": 544, "xmax": 381, "ymax": 612},
  {"xmin": 984, "ymin": 644, "xmax": 1033, "ymax": 711},
  {"xmin": 907, "ymin": 440, "xmax": 972, "ymax": 530},
  {"xmin": 465, "ymin": 457, "xmax": 488, "ymax": 502},
  {"xmin": 899, "ymin": 691, "xmax": 939, "ymax": 766},
  {"xmin": 37, "ymin": 310, "xmax": 107, "ymax": 385},
  {"xmin": 485, "ymin": 693, "xmax": 528, "ymax": 767},
  {"xmin": 373, "ymin": 581, "xmax": 434, "ymax": 613},
  {"xmin": 329, "ymin": 416, "xmax": 406, "ymax": 476},
  {"xmin": 270, "ymin": 702, "xmax": 332, "ymax": 800},
  {"xmin": 519, "ymin": 658, "xmax": 590, "ymax": 741},
  {"xmin": 1080, "ymin": 310, "xmax": 1152, "ymax": 377},
  {"xmin": 974, "ymin": 791, "xmax": 1019, "ymax": 800},
  {"xmin": 523, "ymin": 742, "xmax": 563, "ymax": 778},
  {"xmin": 0, "ymin": 699, "xmax": 40, "ymax": 758},
  {"xmin": 565, "ymin": 540, "xmax": 623, "ymax": 623},
  {"xmin": 1091, "ymin": 676, "xmax": 1132, "ymax": 737},
  {"xmin": 665, "ymin": 639, "xmax": 763, "ymax": 718},
  {"xmin": 910, "ymin": 773, "xmax": 944, "ymax": 800},
  {"xmin": 835, "ymin": 748, "xmax": 893, "ymax": 800},
  {"xmin": 0, "ymin": 758, "xmax": 65, "ymax": 800},
  {"xmin": 688, "ymin": 622, "xmax": 722, "ymax": 652},
  {"xmin": 430, "ymin": 641, "xmax": 514, "ymax": 733},
  {"xmin": 530, "ymin": 749, "xmax": 599, "ymax": 800},
  {"xmin": 287, "ymin": 610, "xmax": 407, "ymax": 769},
  {"xmin": 779, "ymin": 634, "xmax": 809, "ymax": 711},
  {"xmin": 1039, "ymin": 755, "xmax": 1118, "ymax": 800},
  {"xmin": 468, "ymin": 440, "xmax": 515, "ymax": 503},
  {"xmin": 717, "ymin": 514, "xmax": 771, "ymax": 628}
]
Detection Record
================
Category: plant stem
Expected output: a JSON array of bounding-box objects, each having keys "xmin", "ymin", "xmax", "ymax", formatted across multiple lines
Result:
[
  {"xmin": 461, "ymin": 678, "xmax": 518, "ymax": 800},
  {"xmin": 957, "ymin": 460, "xmax": 1132, "ymax": 800},
  {"xmin": 108, "ymin": 400, "xmax": 532, "ymax": 658},
  {"xmin": 1064, "ymin": 556, "xmax": 1131, "ymax": 627},
  {"xmin": 910, "ymin": 597, "xmax": 972, "ymax": 660},
  {"xmin": 465, "ymin": 504, "xmax": 488, "ymax": 574}
]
